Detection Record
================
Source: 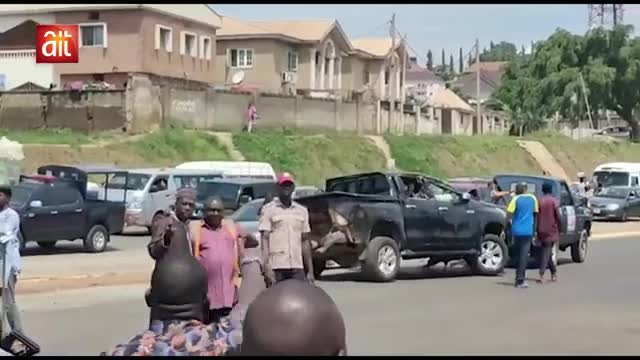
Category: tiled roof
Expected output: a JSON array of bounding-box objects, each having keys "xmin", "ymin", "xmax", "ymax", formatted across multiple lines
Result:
[
  {"xmin": 351, "ymin": 37, "xmax": 395, "ymax": 57},
  {"xmin": 466, "ymin": 61, "xmax": 508, "ymax": 73},
  {"xmin": 218, "ymin": 17, "xmax": 335, "ymax": 42},
  {"xmin": 428, "ymin": 87, "xmax": 474, "ymax": 112}
]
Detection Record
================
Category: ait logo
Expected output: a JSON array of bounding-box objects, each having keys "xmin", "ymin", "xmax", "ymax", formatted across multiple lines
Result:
[{"xmin": 35, "ymin": 24, "xmax": 79, "ymax": 63}]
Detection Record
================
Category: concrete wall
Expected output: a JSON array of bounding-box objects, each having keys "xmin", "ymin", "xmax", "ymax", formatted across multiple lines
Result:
[{"xmin": 0, "ymin": 89, "xmax": 126, "ymax": 133}]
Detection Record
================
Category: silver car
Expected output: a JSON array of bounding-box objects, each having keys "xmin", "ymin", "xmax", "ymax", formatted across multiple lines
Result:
[{"xmin": 589, "ymin": 186, "xmax": 640, "ymax": 221}]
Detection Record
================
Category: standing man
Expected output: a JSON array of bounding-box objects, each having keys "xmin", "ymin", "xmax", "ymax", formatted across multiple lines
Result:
[
  {"xmin": 190, "ymin": 196, "xmax": 257, "ymax": 324},
  {"xmin": 576, "ymin": 172, "xmax": 588, "ymax": 196},
  {"xmin": 506, "ymin": 182, "xmax": 539, "ymax": 289},
  {"xmin": 0, "ymin": 186, "xmax": 22, "ymax": 337},
  {"xmin": 259, "ymin": 173, "xmax": 314, "ymax": 286},
  {"xmin": 536, "ymin": 182, "xmax": 561, "ymax": 283}
]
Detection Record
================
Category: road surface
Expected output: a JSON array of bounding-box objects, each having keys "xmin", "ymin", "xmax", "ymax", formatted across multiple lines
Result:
[{"xmin": 15, "ymin": 235, "xmax": 640, "ymax": 355}]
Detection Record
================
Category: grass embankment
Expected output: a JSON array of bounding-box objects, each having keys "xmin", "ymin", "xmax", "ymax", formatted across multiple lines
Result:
[
  {"xmin": 385, "ymin": 135, "xmax": 542, "ymax": 179},
  {"xmin": 533, "ymin": 132, "xmax": 640, "ymax": 177},
  {"xmin": 20, "ymin": 128, "xmax": 231, "ymax": 172},
  {"xmin": 233, "ymin": 129, "xmax": 387, "ymax": 186}
]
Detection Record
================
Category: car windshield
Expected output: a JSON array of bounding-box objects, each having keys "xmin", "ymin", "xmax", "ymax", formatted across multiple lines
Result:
[
  {"xmin": 196, "ymin": 182, "xmax": 241, "ymax": 203},
  {"xmin": 596, "ymin": 187, "xmax": 629, "ymax": 199},
  {"xmin": 230, "ymin": 200, "xmax": 262, "ymax": 222},
  {"xmin": 173, "ymin": 175, "xmax": 222, "ymax": 189},
  {"xmin": 594, "ymin": 171, "xmax": 629, "ymax": 187},
  {"xmin": 9, "ymin": 187, "xmax": 31, "ymax": 207},
  {"xmin": 106, "ymin": 173, "xmax": 150, "ymax": 191}
]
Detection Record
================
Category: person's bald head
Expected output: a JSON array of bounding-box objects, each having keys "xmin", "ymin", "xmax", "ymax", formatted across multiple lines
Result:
[{"xmin": 241, "ymin": 280, "xmax": 346, "ymax": 356}]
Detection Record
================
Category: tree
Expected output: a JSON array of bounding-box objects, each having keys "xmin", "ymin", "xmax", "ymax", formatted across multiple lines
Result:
[
  {"xmin": 521, "ymin": 45, "xmax": 526, "ymax": 57},
  {"xmin": 468, "ymin": 52, "xmax": 473, "ymax": 66},
  {"xmin": 459, "ymin": 47, "xmax": 464, "ymax": 73},
  {"xmin": 426, "ymin": 50, "xmax": 433, "ymax": 70},
  {"xmin": 441, "ymin": 49, "xmax": 445, "ymax": 67},
  {"xmin": 480, "ymin": 41, "xmax": 518, "ymax": 62},
  {"xmin": 493, "ymin": 25, "xmax": 640, "ymax": 139},
  {"xmin": 449, "ymin": 54, "xmax": 455, "ymax": 74}
]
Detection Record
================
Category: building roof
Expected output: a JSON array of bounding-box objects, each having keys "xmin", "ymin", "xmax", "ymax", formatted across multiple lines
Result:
[
  {"xmin": 406, "ymin": 60, "xmax": 443, "ymax": 83},
  {"xmin": 218, "ymin": 17, "xmax": 352, "ymax": 51},
  {"xmin": 427, "ymin": 87, "xmax": 474, "ymax": 113},
  {"xmin": 0, "ymin": 4, "xmax": 222, "ymax": 29},
  {"xmin": 351, "ymin": 37, "xmax": 405, "ymax": 58},
  {"xmin": 466, "ymin": 61, "xmax": 508, "ymax": 73},
  {"xmin": 0, "ymin": 19, "xmax": 37, "ymax": 50}
]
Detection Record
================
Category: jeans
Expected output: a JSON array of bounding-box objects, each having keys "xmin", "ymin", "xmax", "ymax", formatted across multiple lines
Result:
[
  {"xmin": 539, "ymin": 242, "xmax": 557, "ymax": 276},
  {"xmin": 274, "ymin": 268, "xmax": 306, "ymax": 283},
  {"xmin": 513, "ymin": 236, "xmax": 533, "ymax": 285}
]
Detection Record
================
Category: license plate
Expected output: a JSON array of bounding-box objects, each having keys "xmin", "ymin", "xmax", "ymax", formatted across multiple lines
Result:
[{"xmin": 592, "ymin": 208, "xmax": 601, "ymax": 214}]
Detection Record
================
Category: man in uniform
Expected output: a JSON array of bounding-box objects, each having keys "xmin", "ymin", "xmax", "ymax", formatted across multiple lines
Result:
[{"xmin": 259, "ymin": 173, "xmax": 314, "ymax": 285}]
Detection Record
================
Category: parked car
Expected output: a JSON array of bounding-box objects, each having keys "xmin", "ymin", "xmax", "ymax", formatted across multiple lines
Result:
[
  {"xmin": 589, "ymin": 186, "xmax": 640, "ymax": 221},
  {"xmin": 492, "ymin": 174, "xmax": 591, "ymax": 266},
  {"xmin": 295, "ymin": 172, "xmax": 510, "ymax": 282},
  {"xmin": 594, "ymin": 125, "xmax": 630, "ymax": 140},
  {"xmin": 193, "ymin": 178, "xmax": 276, "ymax": 217},
  {"xmin": 13, "ymin": 165, "xmax": 128, "ymax": 253}
]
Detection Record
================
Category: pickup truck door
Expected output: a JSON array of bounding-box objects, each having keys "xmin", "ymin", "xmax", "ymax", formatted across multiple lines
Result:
[
  {"xmin": 427, "ymin": 182, "xmax": 478, "ymax": 251},
  {"xmin": 21, "ymin": 188, "xmax": 54, "ymax": 242},
  {"xmin": 559, "ymin": 181, "xmax": 578, "ymax": 246},
  {"xmin": 50, "ymin": 187, "xmax": 86, "ymax": 240},
  {"xmin": 403, "ymin": 197, "xmax": 441, "ymax": 251}
]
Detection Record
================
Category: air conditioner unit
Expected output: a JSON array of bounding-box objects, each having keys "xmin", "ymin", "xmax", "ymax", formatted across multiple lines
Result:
[{"xmin": 282, "ymin": 71, "xmax": 297, "ymax": 84}]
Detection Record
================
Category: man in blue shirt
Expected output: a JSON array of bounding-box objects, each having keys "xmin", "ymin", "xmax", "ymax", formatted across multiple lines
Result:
[{"xmin": 506, "ymin": 182, "xmax": 539, "ymax": 288}]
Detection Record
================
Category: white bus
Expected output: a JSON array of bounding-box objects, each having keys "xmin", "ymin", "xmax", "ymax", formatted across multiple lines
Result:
[
  {"xmin": 176, "ymin": 161, "xmax": 277, "ymax": 180},
  {"xmin": 593, "ymin": 162, "xmax": 640, "ymax": 188}
]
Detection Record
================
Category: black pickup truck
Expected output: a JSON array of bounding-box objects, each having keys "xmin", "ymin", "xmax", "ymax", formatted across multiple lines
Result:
[
  {"xmin": 493, "ymin": 174, "xmax": 591, "ymax": 266},
  {"xmin": 296, "ymin": 172, "xmax": 510, "ymax": 282},
  {"xmin": 10, "ymin": 165, "xmax": 128, "ymax": 253}
]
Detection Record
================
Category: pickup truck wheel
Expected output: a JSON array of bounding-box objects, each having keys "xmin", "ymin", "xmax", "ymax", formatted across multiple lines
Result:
[
  {"xmin": 571, "ymin": 229, "xmax": 588, "ymax": 263},
  {"xmin": 361, "ymin": 236, "xmax": 400, "ymax": 282},
  {"xmin": 313, "ymin": 259, "xmax": 326, "ymax": 279},
  {"xmin": 37, "ymin": 241, "xmax": 57, "ymax": 249},
  {"xmin": 84, "ymin": 225, "xmax": 109, "ymax": 253},
  {"xmin": 469, "ymin": 234, "xmax": 508, "ymax": 276}
]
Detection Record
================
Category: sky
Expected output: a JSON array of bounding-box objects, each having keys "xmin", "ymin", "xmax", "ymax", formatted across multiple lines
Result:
[{"xmin": 212, "ymin": 4, "xmax": 640, "ymax": 66}]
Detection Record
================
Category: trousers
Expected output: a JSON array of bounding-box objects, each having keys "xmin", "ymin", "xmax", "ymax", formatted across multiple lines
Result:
[
  {"xmin": 513, "ymin": 236, "xmax": 533, "ymax": 285},
  {"xmin": 539, "ymin": 242, "xmax": 557, "ymax": 276}
]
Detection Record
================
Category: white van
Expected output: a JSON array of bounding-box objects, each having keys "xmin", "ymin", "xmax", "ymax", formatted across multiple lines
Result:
[
  {"xmin": 101, "ymin": 168, "xmax": 223, "ymax": 231},
  {"xmin": 176, "ymin": 161, "xmax": 276, "ymax": 180},
  {"xmin": 593, "ymin": 162, "xmax": 640, "ymax": 188}
]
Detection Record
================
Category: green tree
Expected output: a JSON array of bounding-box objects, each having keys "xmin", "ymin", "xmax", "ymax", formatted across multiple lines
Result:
[
  {"xmin": 449, "ymin": 54, "xmax": 455, "ymax": 73},
  {"xmin": 426, "ymin": 50, "xmax": 433, "ymax": 70},
  {"xmin": 441, "ymin": 49, "xmax": 445, "ymax": 67},
  {"xmin": 459, "ymin": 47, "xmax": 464, "ymax": 73},
  {"xmin": 480, "ymin": 41, "xmax": 518, "ymax": 62}
]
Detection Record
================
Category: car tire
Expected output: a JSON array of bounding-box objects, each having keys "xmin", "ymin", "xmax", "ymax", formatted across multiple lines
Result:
[
  {"xmin": 469, "ymin": 234, "xmax": 508, "ymax": 276},
  {"xmin": 84, "ymin": 225, "xmax": 109, "ymax": 253},
  {"xmin": 37, "ymin": 241, "xmax": 57, "ymax": 250},
  {"xmin": 571, "ymin": 229, "xmax": 588, "ymax": 263},
  {"xmin": 361, "ymin": 236, "xmax": 400, "ymax": 282},
  {"xmin": 313, "ymin": 259, "xmax": 326, "ymax": 279}
]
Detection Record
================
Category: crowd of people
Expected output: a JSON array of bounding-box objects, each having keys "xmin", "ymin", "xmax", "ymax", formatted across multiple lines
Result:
[{"xmin": 104, "ymin": 172, "xmax": 346, "ymax": 356}]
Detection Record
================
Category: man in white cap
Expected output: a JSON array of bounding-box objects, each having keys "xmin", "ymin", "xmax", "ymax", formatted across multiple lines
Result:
[
  {"xmin": 576, "ymin": 172, "xmax": 588, "ymax": 196},
  {"xmin": 259, "ymin": 172, "xmax": 314, "ymax": 286}
]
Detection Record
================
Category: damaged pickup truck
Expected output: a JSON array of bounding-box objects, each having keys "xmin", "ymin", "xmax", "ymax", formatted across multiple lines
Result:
[{"xmin": 296, "ymin": 172, "xmax": 510, "ymax": 282}]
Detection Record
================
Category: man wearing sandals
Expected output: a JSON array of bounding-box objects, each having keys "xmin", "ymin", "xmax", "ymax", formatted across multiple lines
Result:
[{"xmin": 536, "ymin": 182, "xmax": 561, "ymax": 284}]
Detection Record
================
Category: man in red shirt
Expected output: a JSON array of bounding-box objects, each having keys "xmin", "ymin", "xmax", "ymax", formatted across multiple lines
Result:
[{"xmin": 536, "ymin": 182, "xmax": 561, "ymax": 283}]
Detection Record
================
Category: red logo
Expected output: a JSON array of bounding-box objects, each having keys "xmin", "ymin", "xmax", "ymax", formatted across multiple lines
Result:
[{"xmin": 36, "ymin": 25, "xmax": 79, "ymax": 63}]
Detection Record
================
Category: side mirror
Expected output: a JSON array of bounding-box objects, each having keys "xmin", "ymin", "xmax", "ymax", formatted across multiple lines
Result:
[
  {"xmin": 149, "ymin": 185, "xmax": 160, "ymax": 193},
  {"xmin": 461, "ymin": 192, "xmax": 472, "ymax": 202},
  {"xmin": 580, "ymin": 197, "xmax": 588, "ymax": 206},
  {"xmin": 29, "ymin": 200, "xmax": 42, "ymax": 208},
  {"xmin": 239, "ymin": 195, "xmax": 252, "ymax": 205}
]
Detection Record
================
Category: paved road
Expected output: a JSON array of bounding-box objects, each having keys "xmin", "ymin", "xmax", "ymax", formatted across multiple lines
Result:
[{"xmin": 15, "ymin": 236, "xmax": 640, "ymax": 355}]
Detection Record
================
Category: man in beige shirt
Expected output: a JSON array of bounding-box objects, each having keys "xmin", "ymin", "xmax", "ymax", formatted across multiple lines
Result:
[{"xmin": 259, "ymin": 173, "xmax": 314, "ymax": 286}]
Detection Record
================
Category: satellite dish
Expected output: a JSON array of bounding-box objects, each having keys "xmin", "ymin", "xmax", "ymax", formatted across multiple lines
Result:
[{"xmin": 232, "ymin": 71, "xmax": 245, "ymax": 85}]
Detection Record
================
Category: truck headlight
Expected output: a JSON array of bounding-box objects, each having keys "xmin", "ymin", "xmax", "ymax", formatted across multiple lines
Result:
[
  {"xmin": 128, "ymin": 201, "xmax": 142, "ymax": 210},
  {"xmin": 606, "ymin": 204, "xmax": 620, "ymax": 210}
]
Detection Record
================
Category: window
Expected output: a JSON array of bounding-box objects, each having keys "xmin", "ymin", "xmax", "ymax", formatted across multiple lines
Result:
[
  {"xmin": 200, "ymin": 36, "xmax": 212, "ymax": 60},
  {"xmin": 50, "ymin": 187, "xmax": 82, "ymax": 206},
  {"xmin": 229, "ymin": 48, "xmax": 254, "ymax": 69},
  {"xmin": 155, "ymin": 25, "xmax": 173, "ymax": 52},
  {"xmin": 79, "ymin": 23, "xmax": 107, "ymax": 47},
  {"xmin": 287, "ymin": 51, "xmax": 298, "ymax": 71},
  {"xmin": 364, "ymin": 70, "xmax": 370, "ymax": 84},
  {"xmin": 633, "ymin": 177, "xmax": 639, "ymax": 187},
  {"xmin": 560, "ymin": 182, "xmax": 574, "ymax": 207},
  {"xmin": 88, "ymin": 11, "xmax": 100, "ymax": 20},
  {"xmin": 150, "ymin": 176, "xmax": 169, "ymax": 193},
  {"xmin": 180, "ymin": 31, "xmax": 197, "ymax": 57}
]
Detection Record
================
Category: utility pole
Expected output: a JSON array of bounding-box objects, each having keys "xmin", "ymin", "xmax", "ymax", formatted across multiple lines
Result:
[
  {"xmin": 388, "ymin": 13, "xmax": 396, "ymax": 133},
  {"xmin": 475, "ymin": 38, "xmax": 482, "ymax": 135}
]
